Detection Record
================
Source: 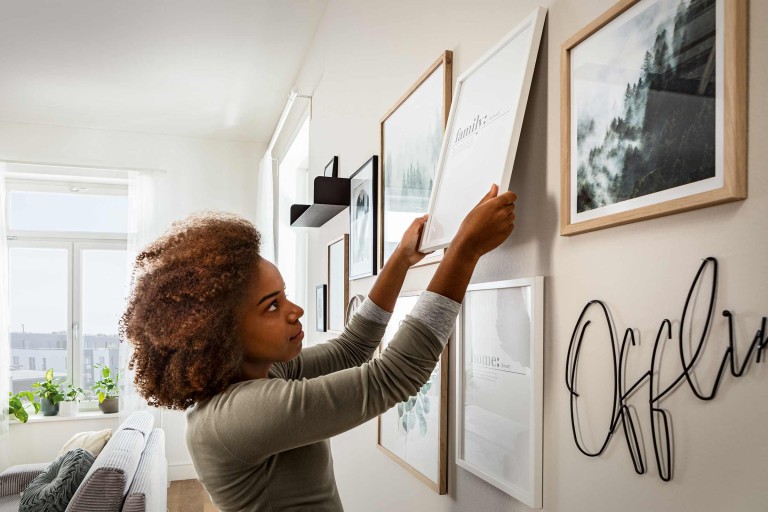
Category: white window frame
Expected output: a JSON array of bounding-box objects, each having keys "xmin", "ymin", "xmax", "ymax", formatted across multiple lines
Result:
[{"xmin": 6, "ymin": 177, "xmax": 128, "ymax": 411}]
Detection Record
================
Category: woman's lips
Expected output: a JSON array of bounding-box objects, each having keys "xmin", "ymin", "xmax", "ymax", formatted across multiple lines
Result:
[{"xmin": 290, "ymin": 329, "xmax": 304, "ymax": 344}]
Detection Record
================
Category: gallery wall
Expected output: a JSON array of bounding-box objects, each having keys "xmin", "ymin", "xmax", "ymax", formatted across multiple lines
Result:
[
  {"xmin": 0, "ymin": 120, "xmax": 265, "ymax": 480},
  {"xmin": 294, "ymin": 0, "xmax": 767, "ymax": 510}
]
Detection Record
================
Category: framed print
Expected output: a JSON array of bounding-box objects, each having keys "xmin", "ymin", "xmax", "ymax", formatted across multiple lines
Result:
[
  {"xmin": 327, "ymin": 235, "xmax": 349, "ymax": 333},
  {"xmin": 381, "ymin": 50, "xmax": 452, "ymax": 268},
  {"xmin": 456, "ymin": 277, "xmax": 544, "ymax": 508},
  {"xmin": 560, "ymin": 0, "xmax": 747, "ymax": 235},
  {"xmin": 344, "ymin": 294, "xmax": 365, "ymax": 326},
  {"xmin": 349, "ymin": 156, "xmax": 378, "ymax": 280},
  {"xmin": 420, "ymin": 8, "xmax": 547, "ymax": 252},
  {"xmin": 377, "ymin": 291, "xmax": 448, "ymax": 494},
  {"xmin": 315, "ymin": 285, "xmax": 327, "ymax": 332},
  {"xmin": 324, "ymin": 156, "xmax": 339, "ymax": 178}
]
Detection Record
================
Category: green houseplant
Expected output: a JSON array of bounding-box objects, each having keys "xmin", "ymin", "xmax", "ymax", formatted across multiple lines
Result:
[
  {"xmin": 32, "ymin": 368, "xmax": 66, "ymax": 416},
  {"xmin": 92, "ymin": 364, "xmax": 120, "ymax": 414},
  {"xmin": 60, "ymin": 383, "xmax": 87, "ymax": 417},
  {"xmin": 8, "ymin": 391, "xmax": 40, "ymax": 423}
]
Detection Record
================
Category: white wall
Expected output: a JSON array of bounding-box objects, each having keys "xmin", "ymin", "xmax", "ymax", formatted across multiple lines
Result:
[
  {"xmin": 295, "ymin": 1, "xmax": 768, "ymax": 511},
  {"xmin": 2, "ymin": 120, "xmax": 265, "ymax": 479}
]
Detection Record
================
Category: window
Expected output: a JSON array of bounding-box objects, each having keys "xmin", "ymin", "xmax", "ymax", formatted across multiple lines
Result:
[
  {"xmin": 277, "ymin": 118, "xmax": 309, "ymax": 311},
  {"xmin": 7, "ymin": 176, "xmax": 128, "ymax": 405}
]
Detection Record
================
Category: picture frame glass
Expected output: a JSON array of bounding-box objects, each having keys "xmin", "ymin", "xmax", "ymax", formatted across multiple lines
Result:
[
  {"xmin": 378, "ymin": 292, "xmax": 446, "ymax": 492},
  {"xmin": 421, "ymin": 10, "xmax": 545, "ymax": 252},
  {"xmin": 457, "ymin": 278, "xmax": 542, "ymax": 507},
  {"xmin": 315, "ymin": 285, "xmax": 326, "ymax": 332},
  {"xmin": 569, "ymin": 0, "xmax": 723, "ymax": 225},
  {"xmin": 350, "ymin": 158, "xmax": 377, "ymax": 280},
  {"xmin": 327, "ymin": 238, "xmax": 347, "ymax": 332},
  {"xmin": 382, "ymin": 56, "xmax": 449, "ymax": 266}
]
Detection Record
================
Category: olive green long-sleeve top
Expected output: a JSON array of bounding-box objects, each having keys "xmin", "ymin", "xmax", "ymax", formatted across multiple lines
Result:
[{"xmin": 186, "ymin": 294, "xmax": 458, "ymax": 512}]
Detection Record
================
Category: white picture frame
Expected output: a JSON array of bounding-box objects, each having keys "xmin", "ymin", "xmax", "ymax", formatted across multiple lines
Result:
[
  {"xmin": 327, "ymin": 235, "xmax": 349, "ymax": 333},
  {"xmin": 377, "ymin": 290, "xmax": 449, "ymax": 494},
  {"xmin": 420, "ymin": 7, "xmax": 547, "ymax": 252},
  {"xmin": 456, "ymin": 277, "xmax": 544, "ymax": 508}
]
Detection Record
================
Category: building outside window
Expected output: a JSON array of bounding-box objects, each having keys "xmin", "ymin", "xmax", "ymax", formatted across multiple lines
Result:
[{"xmin": 6, "ymin": 174, "xmax": 128, "ymax": 405}]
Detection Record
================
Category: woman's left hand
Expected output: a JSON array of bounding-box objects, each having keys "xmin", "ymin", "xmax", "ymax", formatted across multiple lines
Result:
[{"xmin": 392, "ymin": 215, "xmax": 431, "ymax": 267}]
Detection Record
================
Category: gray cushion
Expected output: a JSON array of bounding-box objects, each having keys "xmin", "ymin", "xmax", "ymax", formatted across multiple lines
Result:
[{"xmin": 19, "ymin": 448, "xmax": 95, "ymax": 512}]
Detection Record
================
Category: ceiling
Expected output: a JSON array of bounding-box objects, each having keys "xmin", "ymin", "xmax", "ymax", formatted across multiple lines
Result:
[{"xmin": 0, "ymin": 1, "xmax": 327, "ymax": 143}]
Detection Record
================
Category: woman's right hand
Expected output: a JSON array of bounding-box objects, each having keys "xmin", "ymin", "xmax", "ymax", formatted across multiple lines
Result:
[{"xmin": 452, "ymin": 184, "xmax": 516, "ymax": 260}]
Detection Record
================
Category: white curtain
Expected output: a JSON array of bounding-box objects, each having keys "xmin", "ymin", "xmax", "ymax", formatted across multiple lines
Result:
[
  {"xmin": 0, "ymin": 163, "xmax": 9, "ymax": 470},
  {"xmin": 119, "ymin": 170, "xmax": 157, "ymax": 418},
  {"xmin": 255, "ymin": 153, "xmax": 277, "ymax": 263}
]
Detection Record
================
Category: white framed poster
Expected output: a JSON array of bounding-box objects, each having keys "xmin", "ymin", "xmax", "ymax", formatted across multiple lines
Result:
[
  {"xmin": 456, "ymin": 277, "xmax": 544, "ymax": 508},
  {"xmin": 377, "ymin": 291, "xmax": 448, "ymax": 494},
  {"xmin": 420, "ymin": 8, "xmax": 547, "ymax": 252},
  {"xmin": 327, "ymin": 235, "xmax": 348, "ymax": 333}
]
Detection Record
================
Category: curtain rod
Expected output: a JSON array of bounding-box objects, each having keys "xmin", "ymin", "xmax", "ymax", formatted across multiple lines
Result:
[
  {"xmin": 266, "ymin": 87, "xmax": 311, "ymax": 155},
  {"xmin": 0, "ymin": 159, "xmax": 166, "ymax": 175}
]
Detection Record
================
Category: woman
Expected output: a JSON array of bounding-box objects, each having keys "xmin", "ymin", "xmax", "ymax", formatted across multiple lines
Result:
[{"xmin": 121, "ymin": 184, "xmax": 516, "ymax": 511}]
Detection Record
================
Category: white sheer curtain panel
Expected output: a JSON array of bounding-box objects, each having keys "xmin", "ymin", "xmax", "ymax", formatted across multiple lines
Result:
[
  {"xmin": 0, "ymin": 163, "xmax": 10, "ymax": 470},
  {"xmin": 256, "ymin": 153, "xmax": 277, "ymax": 263},
  {"xmin": 119, "ymin": 170, "xmax": 158, "ymax": 418}
]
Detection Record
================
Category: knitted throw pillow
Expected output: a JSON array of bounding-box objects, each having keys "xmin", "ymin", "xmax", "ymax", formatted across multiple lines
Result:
[{"xmin": 19, "ymin": 448, "xmax": 95, "ymax": 512}]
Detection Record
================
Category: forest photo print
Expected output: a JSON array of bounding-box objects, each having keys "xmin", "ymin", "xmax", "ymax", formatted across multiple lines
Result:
[{"xmin": 569, "ymin": 0, "xmax": 725, "ymax": 226}]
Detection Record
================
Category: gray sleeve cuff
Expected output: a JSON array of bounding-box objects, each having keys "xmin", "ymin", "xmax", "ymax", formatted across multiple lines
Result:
[
  {"xmin": 356, "ymin": 298, "xmax": 392, "ymax": 325},
  {"xmin": 410, "ymin": 291, "xmax": 461, "ymax": 346}
]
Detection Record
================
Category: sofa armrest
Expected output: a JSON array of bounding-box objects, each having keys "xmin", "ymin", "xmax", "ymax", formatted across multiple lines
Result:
[{"xmin": 0, "ymin": 462, "xmax": 49, "ymax": 497}]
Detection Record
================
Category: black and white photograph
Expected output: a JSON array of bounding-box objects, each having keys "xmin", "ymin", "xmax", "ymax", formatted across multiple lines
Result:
[
  {"xmin": 315, "ymin": 284, "xmax": 327, "ymax": 332},
  {"xmin": 349, "ymin": 156, "xmax": 378, "ymax": 280}
]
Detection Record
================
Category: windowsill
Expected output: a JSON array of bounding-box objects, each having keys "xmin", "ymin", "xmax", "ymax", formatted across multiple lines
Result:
[{"xmin": 9, "ymin": 410, "xmax": 121, "ymax": 425}]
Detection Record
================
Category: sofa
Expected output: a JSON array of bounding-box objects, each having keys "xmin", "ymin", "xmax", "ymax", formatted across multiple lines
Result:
[{"xmin": 0, "ymin": 411, "xmax": 167, "ymax": 512}]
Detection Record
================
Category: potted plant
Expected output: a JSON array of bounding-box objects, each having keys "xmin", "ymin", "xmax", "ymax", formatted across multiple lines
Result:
[
  {"xmin": 92, "ymin": 364, "xmax": 120, "ymax": 414},
  {"xmin": 8, "ymin": 391, "xmax": 40, "ymax": 423},
  {"xmin": 32, "ymin": 368, "xmax": 66, "ymax": 416},
  {"xmin": 60, "ymin": 383, "xmax": 87, "ymax": 417}
]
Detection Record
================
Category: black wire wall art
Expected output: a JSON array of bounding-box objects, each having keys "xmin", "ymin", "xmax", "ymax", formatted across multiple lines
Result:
[{"xmin": 564, "ymin": 257, "xmax": 767, "ymax": 482}]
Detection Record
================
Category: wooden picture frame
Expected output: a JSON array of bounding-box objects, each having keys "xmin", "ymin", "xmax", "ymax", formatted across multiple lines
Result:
[
  {"xmin": 560, "ymin": 0, "xmax": 747, "ymax": 236},
  {"xmin": 420, "ymin": 8, "xmax": 547, "ymax": 252},
  {"xmin": 377, "ymin": 291, "xmax": 449, "ymax": 494},
  {"xmin": 456, "ymin": 277, "xmax": 544, "ymax": 508},
  {"xmin": 326, "ymin": 234, "xmax": 349, "ymax": 333},
  {"xmin": 349, "ymin": 156, "xmax": 378, "ymax": 280},
  {"xmin": 315, "ymin": 284, "xmax": 327, "ymax": 332},
  {"xmin": 380, "ymin": 51, "xmax": 452, "ymax": 269},
  {"xmin": 324, "ymin": 156, "xmax": 339, "ymax": 178}
]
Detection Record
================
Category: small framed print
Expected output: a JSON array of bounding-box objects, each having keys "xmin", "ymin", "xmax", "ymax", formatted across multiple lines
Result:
[
  {"xmin": 324, "ymin": 156, "xmax": 339, "ymax": 178},
  {"xmin": 349, "ymin": 156, "xmax": 378, "ymax": 280},
  {"xmin": 560, "ymin": 0, "xmax": 747, "ymax": 235},
  {"xmin": 327, "ymin": 234, "xmax": 349, "ymax": 333},
  {"xmin": 315, "ymin": 284, "xmax": 327, "ymax": 332},
  {"xmin": 456, "ymin": 277, "xmax": 544, "ymax": 508}
]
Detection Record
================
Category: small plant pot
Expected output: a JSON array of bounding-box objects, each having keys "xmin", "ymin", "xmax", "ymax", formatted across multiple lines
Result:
[
  {"xmin": 99, "ymin": 397, "xmax": 119, "ymax": 414},
  {"xmin": 59, "ymin": 401, "xmax": 78, "ymax": 417},
  {"xmin": 40, "ymin": 398, "xmax": 60, "ymax": 417}
]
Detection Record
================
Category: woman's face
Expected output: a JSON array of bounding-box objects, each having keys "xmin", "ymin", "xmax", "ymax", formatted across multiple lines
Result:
[{"xmin": 237, "ymin": 258, "xmax": 305, "ymax": 375}]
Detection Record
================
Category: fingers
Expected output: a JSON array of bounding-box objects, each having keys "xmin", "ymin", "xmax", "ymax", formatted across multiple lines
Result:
[{"xmin": 476, "ymin": 184, "xmax": 499, "ymax": 207}]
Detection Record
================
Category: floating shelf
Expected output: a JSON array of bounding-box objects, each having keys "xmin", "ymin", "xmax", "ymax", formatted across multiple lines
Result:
[{"xmin": 290, "ymin": 176, "xmax": 350, "ymax": 227}]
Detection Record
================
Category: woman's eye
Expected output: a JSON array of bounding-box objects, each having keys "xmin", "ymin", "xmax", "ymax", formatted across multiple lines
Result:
[{"xmin": 267, "ymin": 300, "xmax": 279, "ymax": 312}]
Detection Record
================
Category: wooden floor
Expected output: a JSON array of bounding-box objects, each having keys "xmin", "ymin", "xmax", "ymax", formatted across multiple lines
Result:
[{"xmin": 167, "ymin": 479, "xmax": 219, "ymax": 512}]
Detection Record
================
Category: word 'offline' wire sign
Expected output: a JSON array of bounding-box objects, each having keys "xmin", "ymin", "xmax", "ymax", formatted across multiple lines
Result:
[{"xmin": 565, "ymin": 257, "xmax": 767, "ymax": 481}]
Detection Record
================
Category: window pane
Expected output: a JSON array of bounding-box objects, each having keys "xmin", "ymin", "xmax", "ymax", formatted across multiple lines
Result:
[
  {"xmin": 9, "ymin": 247, "xmax": 68, "ymax": 394},
  {"xmin": 81, "ymin": 249, "xmax": 127, "ymax": 389},
  {"xmin": 8, "ymin": 190, "xmax": 128, "ymax": 233}
]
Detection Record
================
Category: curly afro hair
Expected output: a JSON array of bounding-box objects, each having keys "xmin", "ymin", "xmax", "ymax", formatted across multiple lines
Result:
[{"xmin": 120, "ymin": 212, "xmax": 261, "ymax": 410}]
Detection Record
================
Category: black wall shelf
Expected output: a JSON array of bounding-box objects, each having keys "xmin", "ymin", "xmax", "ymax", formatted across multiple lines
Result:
[{"xmin": 290, "ymin": 176, "xmax": 350, "ymax": 227}]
